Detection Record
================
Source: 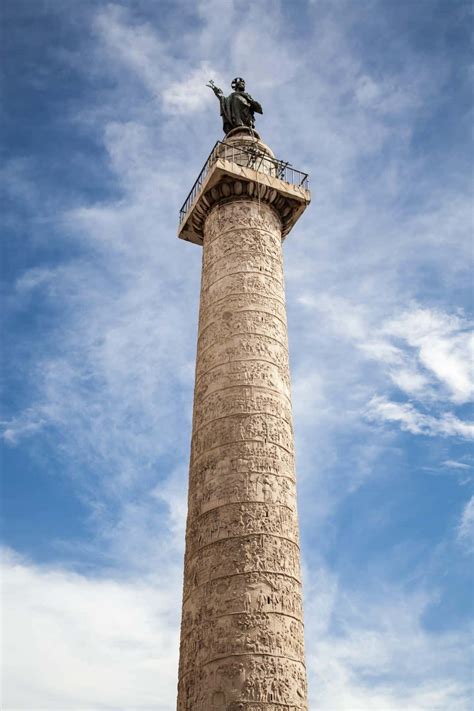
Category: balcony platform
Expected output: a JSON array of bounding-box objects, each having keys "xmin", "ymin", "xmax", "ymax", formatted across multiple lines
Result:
[{"xmin": 178, "ymin": 137, "xmax": 311, "ymax": 246}]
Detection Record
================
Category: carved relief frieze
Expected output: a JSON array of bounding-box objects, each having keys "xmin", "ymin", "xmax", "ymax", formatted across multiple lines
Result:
[
  {"xmin": 182, "ymin": 572, "xmax": 304, "ymax": 627},
  {"xmin": 179, "ymin": 612, "xmax": 305, "ymax": 676},
  {"xmin": 195, "ymin": 341, "xmax": 290, "ymax": 382},
  {"xmin": 183, "ymin": 534, "xmax": 301, "ymax": 601},
  {"xmin": 189, "ymin": 442, "xmax": 296, "ymax": 490},
  {"xmin": 204, "ymin": 227, "xmax": 282, "ymax": 270},
  {"xmin": 201, "ymin": 252, "xmax": 284, "ymax": 292},
  {"xmin": 200, "ymin": 292, "xmax": 286, "ymax": 327},
  {"xmin": 197, "ymin": 309, "xmax": 288, "ymax": 355},
  {"xmin": 178, "ymin": 655, "xmax": 307, "ymax": 711},
  {"xmin": 178, "ymin": 197, "xmax": 308, "ymax": 710},
  {"xmin": 193, "ymin": 386, "xmax": 292, "ymax": 429},
  {"xmin": 201, "ymin": 273, "xmax": 285, "ymax": 311},
  {"xmin": 191, "ymin": 413, "xmax": 294, "ymax": 463},
  {"xmin": 204, "ymin": 201, "xmax": 282, "ymax": 243},
  {"xmin": 195, "ymin": 359, "xmax": 292, "ymax": 402},
  {"xmin": 185, "ymin": 501, "xmax": 299, "ymax": 555},
  {"xmin": 188, "ymin": 458, "xmax": 298, "ymax": 519}
]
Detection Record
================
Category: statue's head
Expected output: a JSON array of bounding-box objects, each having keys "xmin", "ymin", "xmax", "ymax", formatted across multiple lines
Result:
[{"xmin": 231, "ymin": 77, "xmax": 245, "ymax": 92}]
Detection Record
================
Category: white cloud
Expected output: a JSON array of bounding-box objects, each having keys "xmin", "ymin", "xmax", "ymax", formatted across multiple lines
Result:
[
  {"xmin": 366, "ymin": 396, "xmax": 474, "ymax": 439},
  {"xmin": 1, "ymin": 411, "xmax": 47, "ymax": 445},
  {"xmin": 389, "ymin": 367, "xmax": 431, "ymax": 397},
  {"xmin": 162, "ymin": 62, "xmax": 221, "ymax": 114},
  {"xmin": 442, "ymin": 460, "xmax": 472, "ymax": 471},
  {"xmin": 93, "ymin": 5, "xmax": 169, "ymax": 101},
  {"xmin": 304, "ymin": 569, "xmax": 471, "ymax": 711},
  {"xmin": 2, "ymin": 108, "xmax": 200, "ymax": 474},
  {"xmin": 1, "ymin": 549, "xmax": 180, "ymax": 710},
  {"xmin": 345, "ymin": 303, "xmax": 473, "ymax": 407},
  {"xmin": 297, "ymin": 296, "xmax": 473, "ymax": 441},
  {"xmin": 383, "ymin": 308, "xmax": 474, "ymax": 405}
]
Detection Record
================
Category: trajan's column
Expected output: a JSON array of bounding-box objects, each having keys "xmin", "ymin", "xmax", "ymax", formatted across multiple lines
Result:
[{"xmin": 177, "ymin": 78, "xmax": 311, "ymax": 711}]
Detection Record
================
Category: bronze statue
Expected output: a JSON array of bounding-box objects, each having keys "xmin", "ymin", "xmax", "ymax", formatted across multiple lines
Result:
[{"xmin": 207, "ymin": 77, "xmax": 263, "ymax": 134}]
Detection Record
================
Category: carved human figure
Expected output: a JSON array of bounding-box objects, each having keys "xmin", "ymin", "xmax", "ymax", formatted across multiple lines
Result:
[
  {"xmin": 262, "ymin": 475, "xmax": 273, "ymax": 502},
  {"xmin": 244, "ymin": 589, "xmax": 252, "ymax": 612},
  {"xmin": 257, "ymin": 588, "xmax": 266, "ymax": 612}
]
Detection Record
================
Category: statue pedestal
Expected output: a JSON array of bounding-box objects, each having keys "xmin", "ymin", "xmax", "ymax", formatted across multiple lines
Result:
[{"xmin": 177, "ymin": 137, "xmax": 310, "ymax": 711}]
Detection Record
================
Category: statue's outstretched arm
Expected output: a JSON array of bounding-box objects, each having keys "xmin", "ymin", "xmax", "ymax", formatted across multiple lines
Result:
[{"xmin": 206, "ymin": 80, "xmax": 223, "ymax": 98}]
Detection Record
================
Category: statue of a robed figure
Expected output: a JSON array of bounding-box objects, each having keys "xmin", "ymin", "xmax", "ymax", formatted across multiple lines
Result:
[{"xmin": 207, "ymin": 77, "xmax": 263, "ymax": 134}]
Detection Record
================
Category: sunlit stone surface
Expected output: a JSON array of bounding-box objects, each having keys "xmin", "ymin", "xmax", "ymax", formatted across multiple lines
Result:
[{"xmin": 177, "ymin": 133, "xmax": 310, "ymax": 711}]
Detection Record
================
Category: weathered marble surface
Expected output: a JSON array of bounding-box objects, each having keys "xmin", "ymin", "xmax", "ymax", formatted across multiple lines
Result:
[{"xmin": 177, "ymin": 197, "xmax": 308, "ymax": 711}]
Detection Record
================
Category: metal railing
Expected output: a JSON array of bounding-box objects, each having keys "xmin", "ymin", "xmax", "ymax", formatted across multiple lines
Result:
[{"xmin": 179, "ymin": 141, "xmax": 309, "ymax": 224}]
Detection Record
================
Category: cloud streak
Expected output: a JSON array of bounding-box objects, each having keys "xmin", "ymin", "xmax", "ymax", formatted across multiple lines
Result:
[{"xmin": 366, "ymin": 396, "xmax": 474, "ymax": 440}]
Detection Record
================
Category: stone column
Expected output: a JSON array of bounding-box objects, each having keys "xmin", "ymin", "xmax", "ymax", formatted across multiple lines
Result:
[{"xmin": 177, "ymin": 132, "xmax": 310, "ymax": 711}]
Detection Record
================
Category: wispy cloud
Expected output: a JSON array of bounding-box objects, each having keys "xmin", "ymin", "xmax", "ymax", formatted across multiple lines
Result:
[
  {"xmin": 93, "ymin": 4, "xmax": 170, "ymax": 102},
  {"xmin": 297, "ymin": 297, "xmax": 473, "ymax": 440},
  {"xmin": 457, "ymin": 496, "xmax": 474, "ymax": 552},
  {"xmin": 162, "ymin": 61, "xmax": 222, "ymax": 114},
  {"xmin": 383, "ymin": 308, "xmax": 473, "ymax": 405},
  {"xmin": 366, "ymin": 396, "xmax": 474, "ymax": 440},
  {"xmin": 305, "ymin": 565, "xmax": 471, "ymax": 710},
  {"xmin": 442, "ymin": 460, "xmax": 472, "ymax": 471},
  {"xmin": 1, "ymin": 549, "xmax": 180, "ymax": 710}
]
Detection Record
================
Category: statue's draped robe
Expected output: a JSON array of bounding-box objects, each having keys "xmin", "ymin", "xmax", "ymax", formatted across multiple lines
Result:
[{"xmin": 219, "ymin": 91, "xmax": 263, "ymax": 133}]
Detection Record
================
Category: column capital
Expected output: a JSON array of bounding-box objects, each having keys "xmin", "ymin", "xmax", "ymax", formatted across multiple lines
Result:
[{"xmin": 178, "ymin": 131, "xmax": 311, "ymax": 246}]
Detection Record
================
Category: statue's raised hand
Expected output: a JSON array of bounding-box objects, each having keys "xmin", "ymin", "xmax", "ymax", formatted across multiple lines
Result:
[{"xmin": 206, "ymin": 80, "xmax": 223, "ymax": 97}]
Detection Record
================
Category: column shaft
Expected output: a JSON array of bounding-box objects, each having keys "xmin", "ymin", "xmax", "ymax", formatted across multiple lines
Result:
[{"xmin": 178, "ymin": 199, "xmax": 308, "ymax": 711}]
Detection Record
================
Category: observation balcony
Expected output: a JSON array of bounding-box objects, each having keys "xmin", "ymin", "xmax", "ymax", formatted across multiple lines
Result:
[{"xmin": 178, "ymin": 136, "xmax": 311, "ymax": 246}]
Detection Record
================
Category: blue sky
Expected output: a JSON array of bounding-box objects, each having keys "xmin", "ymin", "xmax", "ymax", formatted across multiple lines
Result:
[{"xmin": 1, "ymin": 0, "xmax": 473, "ymax": 708}]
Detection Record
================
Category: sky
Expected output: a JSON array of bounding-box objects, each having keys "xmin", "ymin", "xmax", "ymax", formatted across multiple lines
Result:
[{"xmin": 1, "ymin": 0, "xmax": 473, "ymax": 709}]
